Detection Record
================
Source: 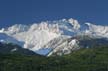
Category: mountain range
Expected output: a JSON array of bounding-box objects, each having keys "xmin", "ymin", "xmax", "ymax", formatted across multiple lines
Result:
[{"xmin": 0, "ymin": 18, "xmax": 108, "ymax": 56}]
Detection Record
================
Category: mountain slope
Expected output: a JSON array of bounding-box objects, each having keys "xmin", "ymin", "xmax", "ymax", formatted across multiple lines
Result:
[
  {"xmin": 0, "ymin": 33, "xmax": 24, "ymax": 46},
  {"xmin": 44, "ymin": 36, "xmax": 108, "ymax": 56}
]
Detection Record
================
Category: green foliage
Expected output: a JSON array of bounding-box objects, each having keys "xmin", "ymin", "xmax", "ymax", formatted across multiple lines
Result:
[
  {"xmin": 0, "ymin": 42, "xmax": 37, "ymax": 55},
  {"xmin": 0, "ymin": 46, "xmax": 108, "ymax": 71}
]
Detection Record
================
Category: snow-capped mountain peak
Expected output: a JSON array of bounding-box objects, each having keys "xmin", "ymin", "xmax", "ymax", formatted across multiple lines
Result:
[
  {"xmin": 0, "ymin": 18, "xmax": 108, "ymax": 56},
  {"xmin": 68, "ymin": 18, "xmax": 80, "ymax": 30}
]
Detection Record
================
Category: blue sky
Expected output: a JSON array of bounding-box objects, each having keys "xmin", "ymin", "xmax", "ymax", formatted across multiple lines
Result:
[{"xmin": 0, "ymin": 0, "xmax": 108, "ymax": 28}]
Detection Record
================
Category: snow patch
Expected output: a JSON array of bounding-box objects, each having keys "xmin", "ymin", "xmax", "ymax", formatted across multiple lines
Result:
[{"xmin": 11, "ymin": 48, "xmax": 17, "ymax": 52}]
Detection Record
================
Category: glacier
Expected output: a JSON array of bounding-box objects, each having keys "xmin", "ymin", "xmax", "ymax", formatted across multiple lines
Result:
[{"xmin": 0, "ymin": 18, "xmax": 108, "ymax": 56}]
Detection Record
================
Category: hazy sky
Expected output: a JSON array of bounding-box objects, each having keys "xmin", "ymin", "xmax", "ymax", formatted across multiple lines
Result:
[{"xmin": 0, "ymin": 0, "xmax": 108, "ymax": 28}]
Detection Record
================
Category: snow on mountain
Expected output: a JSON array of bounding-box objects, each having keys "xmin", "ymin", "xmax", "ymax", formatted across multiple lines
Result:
[
  {"xmin": 11, "ymin": 48, "xmax": 17, "ymax": 52},
  {"xmin": 0, "ymin": 33, "xmax": 24, "ymax": 46},
  {"xmin": 4, "ymin": 24, "xmax": 29, "ymax": 35},
  {"xmin": 2, "ymin": 18, "xmax": 80, "ymax": 51},
  {"xmin": 45, "ymin": 36, "xmax": 79, "ymax": 56},
  {"xmin": 0, "ymin": 18, "xmax": 108, "ymax": 56},
  {"xmin": 84, "ymin": 23, "xmax": 108, "ymax": 38},
  {"xmin": 68, "ymin": 18, "xmax": 80, "ymax": 30},
  {"xmin": 0, "ymin": 28, "xmax": 5, "ymax": 33}
]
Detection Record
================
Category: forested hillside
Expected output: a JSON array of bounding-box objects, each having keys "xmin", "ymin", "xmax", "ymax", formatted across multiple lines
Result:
[{"xmin": 0, "ymin": 46, "xmax": 108, "ymax": 71}]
